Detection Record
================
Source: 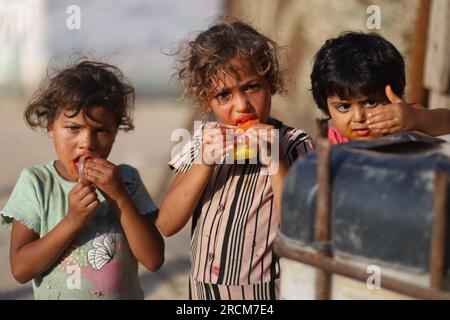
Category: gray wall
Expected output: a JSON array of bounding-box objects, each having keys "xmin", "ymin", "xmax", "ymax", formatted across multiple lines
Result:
[{"xmin": 0, "ymin": 0, "xmax": 223, "ymax": 98}]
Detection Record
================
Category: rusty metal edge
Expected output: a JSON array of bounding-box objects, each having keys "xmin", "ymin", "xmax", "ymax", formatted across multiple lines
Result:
[
  {"xmin": 274, "ymin": 234, "xmax": 450, "ymax": 300},
  {"xmin": 430, "ymin": 170, "xmax": 448, "ymax": 289}
]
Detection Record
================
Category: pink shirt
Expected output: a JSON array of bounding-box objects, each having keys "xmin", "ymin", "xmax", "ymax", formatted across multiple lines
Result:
[{"xmin": 328, "ymin": 127, "xmax": 349, "ymax": 145}]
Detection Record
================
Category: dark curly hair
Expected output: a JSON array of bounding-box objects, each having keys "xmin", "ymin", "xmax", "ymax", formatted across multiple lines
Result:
[
  {"xmin": 311, "ymin": 31, "xmax": 405, "ymax": 117},
  {"xmin": 172, "ymin": 17, "xmax": 286, "ymax": 108},
  {"xmin": 24, "ymin": 59, "xmax": 135, "ymax": 131}
]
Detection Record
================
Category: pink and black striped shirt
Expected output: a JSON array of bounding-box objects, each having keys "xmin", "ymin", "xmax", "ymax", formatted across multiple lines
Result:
[{"xmin": 169, "ymin": 118, "xmax": 314, "ymax": 300}]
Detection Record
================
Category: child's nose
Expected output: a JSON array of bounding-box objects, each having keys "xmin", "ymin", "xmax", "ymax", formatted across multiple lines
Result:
[
  {"xmin": 352, "ymin": 106, "xmax": 367, "ymax": 123},
  {"xmin": 233, "ymin": 92, "xmax": 251, "ymax": 112},
  {"xmin": 79, "ymin": 131, "xmax": 96, "ymax": 151}
]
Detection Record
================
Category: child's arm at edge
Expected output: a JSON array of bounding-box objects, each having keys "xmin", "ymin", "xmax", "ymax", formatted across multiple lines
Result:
[
  {"xmin": 10, "ymin": 181, "xmax": 98, "ymax": 283},
  {"xmin": 113, "ymin": 196, "xmax": 165, "ymax": 272},
  {"xmin": 414, "ymin": 107, "xmax": 450, "ymax": 137},
  {"xmin": 10, "ymin": 215, "xmax": 88, "ymax": 284},
  {"xmin": 368, "ymin": 85, "xmax": 450, "ymax": 136},
  {"xmin": 156, "ymin": 163, "xmax": 215, "ymax": 237}
]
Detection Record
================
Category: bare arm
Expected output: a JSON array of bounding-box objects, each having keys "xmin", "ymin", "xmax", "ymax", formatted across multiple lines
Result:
[
  {"xmin": 268, "ymin": 156, "xmax": 290, "ymax": 219},
  {"xmin": 10, "ymin": 182, "xmax": 99, "ymax": 283},
  {"xmin": 10, "ymin": 218, "xmax": 87, "ymax": 283},
  {"xmin": 368, "ymin": 85, "xmax": 450, "ymax": 136},
  {"xmin": 156, "ymin": 163, "xmax": 215, "ymax": 237},
  {"xmin": 414, "ymin": 108, "xmax": 450, "ymax": 137},
  {"xmin": 114, "ymin": 196, "xmax": 164, "ymax": 271},
  {"xmin": 247, "ymin": 126, "xmax": 291, "ymax": 220},
  {"xmin": 156, "ymin": 123, "xmax": 231, "ymax": 237}
]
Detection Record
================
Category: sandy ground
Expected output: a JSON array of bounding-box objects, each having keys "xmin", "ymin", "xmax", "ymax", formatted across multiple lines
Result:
[{"xmin": 0, "ymin": 98, "xmax": 197, "ymax": 299}]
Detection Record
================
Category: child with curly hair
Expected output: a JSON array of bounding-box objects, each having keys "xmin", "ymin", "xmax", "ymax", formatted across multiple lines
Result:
[
  {"xmin": 157, "ymin": 18, "xmax": 314, "ymax": 300},
  {"xmin": 1, "ymin": 60, "xmax": 164, "ymax": 299}
]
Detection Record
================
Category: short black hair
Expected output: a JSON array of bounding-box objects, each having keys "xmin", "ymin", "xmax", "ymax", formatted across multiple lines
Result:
[{"xmin": 310, "ymin": 32, "xmax": 405, "ymax": 117}]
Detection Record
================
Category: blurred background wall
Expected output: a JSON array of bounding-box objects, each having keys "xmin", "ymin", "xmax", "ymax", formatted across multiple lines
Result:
[{"xmin": 0, "ymin": 0, "xmax": 224, "ymax": 97}]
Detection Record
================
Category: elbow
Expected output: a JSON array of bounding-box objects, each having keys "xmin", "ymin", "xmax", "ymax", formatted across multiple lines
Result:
[
  {"xmin": 11, "ymin": 264, "xmax": 32, "ymax": 284},
  {"xmin": 155, "ymin": 217, "xmax": 177, "ymax": 237},
  {"xmin": 144, "ymin": 252, "xmax": 165, "ymax": 272},
  {"xmin": 150, "ymin": 255, "xmax": 165, "ymax": 272}
]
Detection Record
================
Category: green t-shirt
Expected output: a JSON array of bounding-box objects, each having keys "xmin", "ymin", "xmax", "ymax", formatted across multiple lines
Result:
[{"xmin": 0, "ymin": 161, "xmax": 158, "ymax": 300}]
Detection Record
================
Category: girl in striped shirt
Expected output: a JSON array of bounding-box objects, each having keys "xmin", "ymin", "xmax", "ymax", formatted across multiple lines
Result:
[{"xmin": 156, "ymin": 18, "xmax": 314, "ymax": 300}]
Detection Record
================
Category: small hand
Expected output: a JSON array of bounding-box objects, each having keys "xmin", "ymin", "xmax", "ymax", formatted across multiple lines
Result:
[
  {"xmin": 245, "ymin": 124, "xmax": 276, "ymax": 165},
  {"xmin": 367, "ymin": 85, "xmax": 417, "ymax": 134},
  {"xmin": 67, "ymin": 180, "xmax": 99, "ymax": 228},
  {"xmin": 202, "ymin": 122, "xmax": 234, "ymax": 166},
  {"xmin": 83, "ymin": 158, "xmax": 128, "ymax": 203}
]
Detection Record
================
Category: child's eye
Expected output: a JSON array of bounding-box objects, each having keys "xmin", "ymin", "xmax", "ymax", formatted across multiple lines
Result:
[
  {"xmin": 336, "ymin": 104, "xmax": 351, "ymax": 112},
  {"xmin": 65, "ymin": 126, "xmax": 80, "ymax": 132},
  {"xmin": 364, "ymin": 99, "xmax": 379, "ymax": 108},
  {"xmin": 96, "ymin": 128, "xmax": 109, "ymax": 134},
  {"xmin": 245, "ymin": 83, "xmax": 260, "ymax": 92},
  {"xmin": 216, "ymin": 91, "xmax": 231, "ymax": 104}
]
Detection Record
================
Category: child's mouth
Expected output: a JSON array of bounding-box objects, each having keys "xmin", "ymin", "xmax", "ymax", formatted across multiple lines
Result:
[
  {"xmin": 353, "ymin": 128, "xmax": 370, "ymax": 137},
  {"xmin": 73, "ymin": 153, "xmax": 97, "ymax": 177},
  {"xmin": 235, "ymin": 115, "xmax": 258, "ymax": 126}
]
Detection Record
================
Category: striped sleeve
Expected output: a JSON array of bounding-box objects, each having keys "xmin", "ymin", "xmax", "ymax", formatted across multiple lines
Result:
[
  {"xmin": 168, "ymin": 128, "xmax": 202, "ymax": 173},
  {"xmin": 281, "ymin": 128, "xmax": 315, "ymax": 165}
]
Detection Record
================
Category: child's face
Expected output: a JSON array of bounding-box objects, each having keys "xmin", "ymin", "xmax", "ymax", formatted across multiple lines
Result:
[
  {"xmin": 209, "ymin": 57, "xmax": 272, "ymax": 125},
  {"xmin": 327, "ymin": 94, "xmax": 386, "ymax": 140},
  {"xmin": 48, "ymin": 106, "xmax": 118, "ymax": 182}
]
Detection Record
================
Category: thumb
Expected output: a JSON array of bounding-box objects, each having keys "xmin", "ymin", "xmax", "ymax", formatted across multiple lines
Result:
[
  {"xmin": 385, "ymin": 85, "xmax": 404, "ymax": 104},
  {"xmin": 78, "ymin": 176, "xmax": 91, "ymax": 187}
]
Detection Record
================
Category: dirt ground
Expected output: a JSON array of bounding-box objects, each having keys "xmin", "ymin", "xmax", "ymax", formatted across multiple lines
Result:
[{"xmin": 0, "ymin": 98, "xmax": 195, "ymax": 299}]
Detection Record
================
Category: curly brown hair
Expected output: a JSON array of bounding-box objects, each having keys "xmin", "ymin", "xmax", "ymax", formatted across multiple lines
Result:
[
  {"xmin": 24, "ymin": 59, "xmax": 135, "ymax": 131},
  {"xmin": 172, "ymin": 17, "xmax": 286, "ymax": 108}
]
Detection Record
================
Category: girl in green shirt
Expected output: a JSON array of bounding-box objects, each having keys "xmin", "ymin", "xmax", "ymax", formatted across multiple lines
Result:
[{"xmin": 0, "ymin": 60, "xmax": 164, "ymax": 299}]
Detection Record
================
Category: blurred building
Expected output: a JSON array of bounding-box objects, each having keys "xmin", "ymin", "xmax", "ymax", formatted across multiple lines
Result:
[{"xmin": 0, "ymin": 0, "xmax": 223, "ymax": 98}]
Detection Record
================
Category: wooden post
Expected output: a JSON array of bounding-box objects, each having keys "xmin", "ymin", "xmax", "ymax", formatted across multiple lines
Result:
[
  {"xmin": 314, "ymin": 119, "xmax": 333, "ymax": 300},
  {"xmin": 407, "ymin": 0, "xmax": 431, "ymax": 105},
  {"xmin": 430, "ymin": 170, "xmax": 448, "ymax": 289},
  {"xmin": 424, "ymin": 0, "xmax": 450, "ymax": 108}
]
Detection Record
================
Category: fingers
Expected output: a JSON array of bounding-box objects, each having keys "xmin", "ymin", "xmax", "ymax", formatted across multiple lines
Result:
[
  {"xmin": 75, "ymin": 184, "xmax": 95, "ymax": 198},
  {"xmin": 89, "ymin": 158, "xmax": 114, "ymax": 169},
  {"xmin": 79, "ymin": 192, "xmax": 99, "ymax": 207},
  {"xmin": 368, "ymin": 120, "xmax": 400, "ymax": 131},
  {"xmin": 83, "ymin": 165, "xmax": 103, "ymax": 181},
  {"xmin": 204, "ymin": 121, "xmax": 219, "ymax": 130},
  {"xmin": 368, "ymin": 112, "xmax": 396, "ymax": 124},
  {"xmin": 385, "ymin": 85, "xmax": 404, "ymax": 104},
  {"xmin": 203, "ymin": 126, "xmax": 229, "ymax": 144},
  {"xmin": 71, "ymin": 181, "xmax": 86, "ymax": 193},
  {"xmin": 83, "ymin": 159, "xmax": 116, "ymax": 182},
  {"xmin": 86, "ymin": 199, "xmax": 100, "ymax": 210}
]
